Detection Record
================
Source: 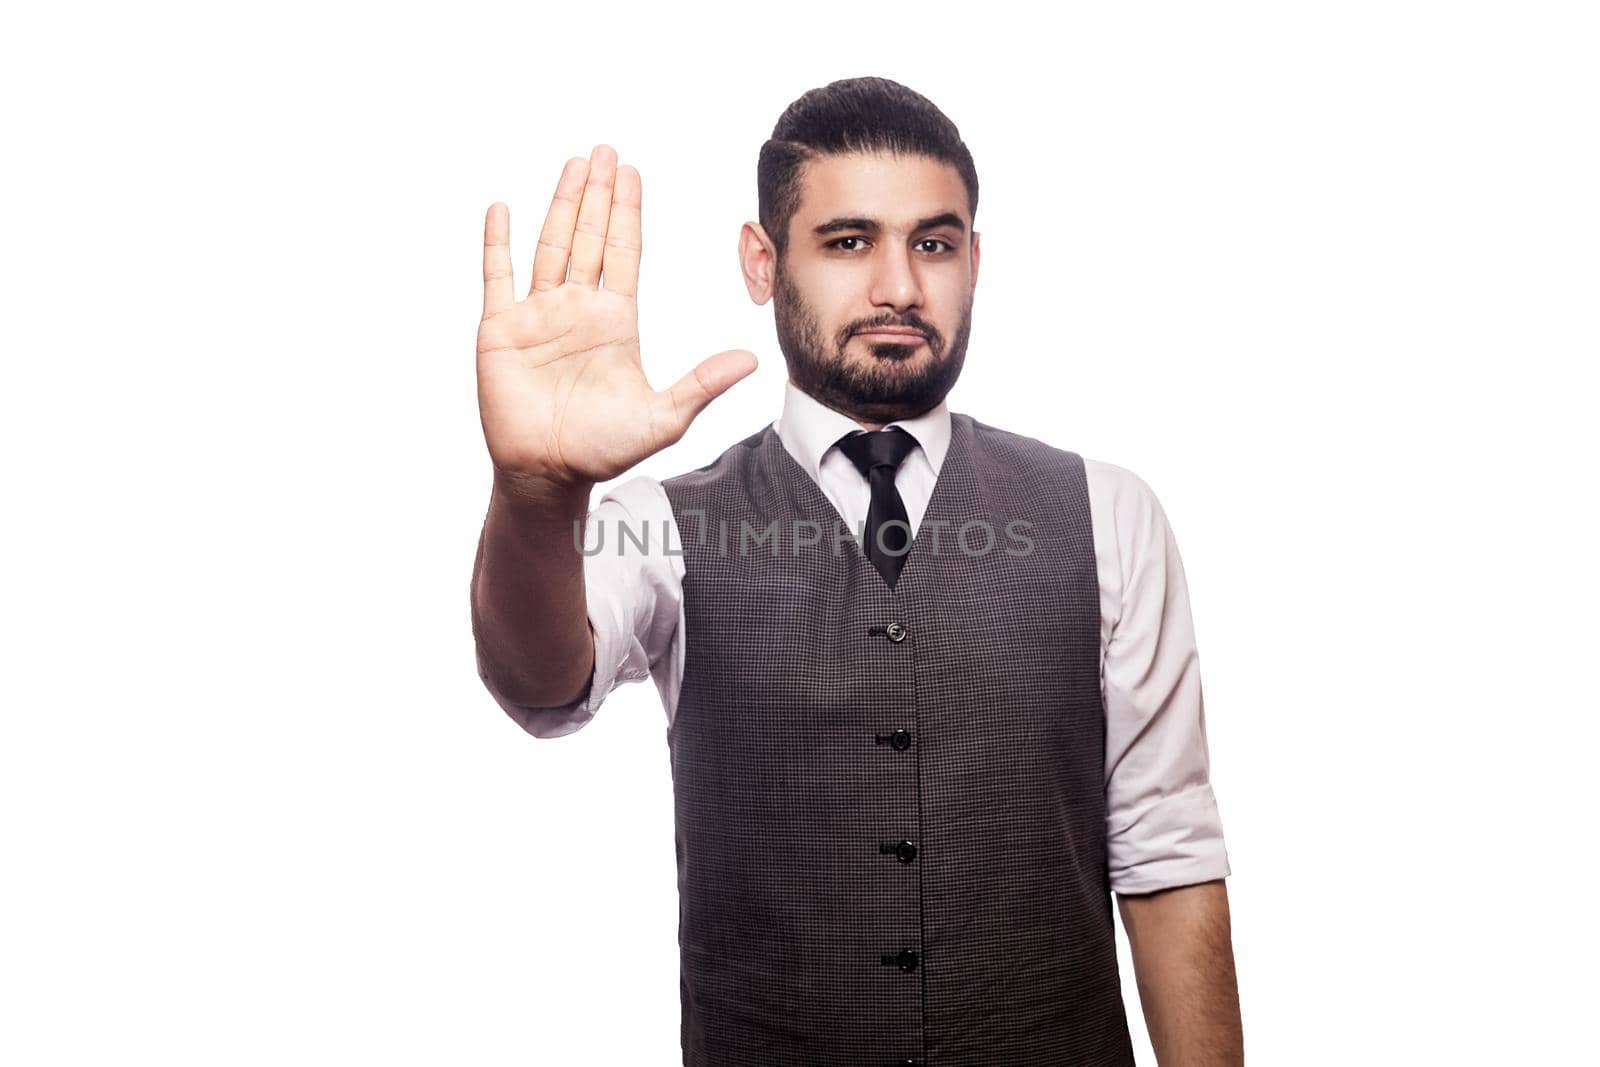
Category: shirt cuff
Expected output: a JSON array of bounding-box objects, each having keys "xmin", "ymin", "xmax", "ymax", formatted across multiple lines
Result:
[
  {"xmin": 1107, "ymin": 782, "xmax": 1232, "ymax": 895},
  {"xmin": 480, "ymin": 616, "xmax": 614, "ymax": 740}
]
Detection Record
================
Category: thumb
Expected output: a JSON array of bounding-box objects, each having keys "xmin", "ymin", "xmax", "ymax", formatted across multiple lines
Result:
[{"xmin": 655, "ymin": 349, "xmax": 759, "ymax": 441}]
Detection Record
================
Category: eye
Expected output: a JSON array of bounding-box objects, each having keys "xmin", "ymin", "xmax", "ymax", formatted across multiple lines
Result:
[{"xmin": 825, "ymin": 236, "xmax": 955, "ymax": 253}]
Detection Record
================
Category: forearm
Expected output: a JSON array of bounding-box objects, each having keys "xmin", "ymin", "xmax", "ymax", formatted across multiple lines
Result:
[
  {"xmin": 1117, "ymin": 879, "xmax": 1243, "ymax": 1066},
  {"xmin": 470, "ymin": 470, "xmax": 596, "ymax": 707}
]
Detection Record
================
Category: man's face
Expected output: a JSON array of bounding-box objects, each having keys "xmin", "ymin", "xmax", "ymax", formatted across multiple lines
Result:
[{"xmin": 769, "ymin": 150, "xmax": 978, "ymax": 425}]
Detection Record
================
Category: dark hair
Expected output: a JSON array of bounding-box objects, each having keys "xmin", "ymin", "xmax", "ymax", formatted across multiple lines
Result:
[{"xmin": 757, "ymin": 77, "xmax": 979, "ymax": 261}]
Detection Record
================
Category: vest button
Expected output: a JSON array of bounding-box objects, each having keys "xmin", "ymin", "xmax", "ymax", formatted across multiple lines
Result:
[
  {"xmin": 895, "ymin": 839, "xmax": 918, "ymax": 863},
  {"xmin": 890, "ymin": 728, "xmax": 912, "ymax": 750},
  {"xmin": 885, "ymin": 621, "xmax": 908, "ymax": 643},
  {"xmin": 896, "ymin": 949, "xmax": 919, "ymax": 972}
]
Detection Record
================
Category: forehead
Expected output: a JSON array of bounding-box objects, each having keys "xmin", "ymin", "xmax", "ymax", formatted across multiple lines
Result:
[{"xmin": 792, "ymin": 150, "xmax": 970, "ymax": 231}]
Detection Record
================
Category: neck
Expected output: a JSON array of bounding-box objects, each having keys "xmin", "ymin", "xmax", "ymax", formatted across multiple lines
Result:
[{"xmin": 787, "ymin": 378, "xmax": 906, "ymax": 432}]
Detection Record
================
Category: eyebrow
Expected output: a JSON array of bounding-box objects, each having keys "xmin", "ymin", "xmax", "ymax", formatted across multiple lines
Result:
[{"xmin": 811, "ymin": 212, "xmax": 968, "ymax": 238}]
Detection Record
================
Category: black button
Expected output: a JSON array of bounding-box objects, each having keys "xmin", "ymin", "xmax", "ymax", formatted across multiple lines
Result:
[
  {"xmin": 891, "ymin": 729, "xmax": 912, "ymax": 751},
  {"xmin": 896, "ymin": 949, "xmax": 918, "ymax": 972},
  {"xmin": 895, "ymin": 839, "xmax": 918, "ymax": 863},
  {"xmin": 885, "ymin": 621, "xmax": 907, "ymax": 643}
]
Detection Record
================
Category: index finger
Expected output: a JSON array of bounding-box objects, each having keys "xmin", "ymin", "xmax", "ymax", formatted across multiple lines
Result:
[{"xmin": 602, "ymin": 164, "xmax": 642, "ymax": 298}]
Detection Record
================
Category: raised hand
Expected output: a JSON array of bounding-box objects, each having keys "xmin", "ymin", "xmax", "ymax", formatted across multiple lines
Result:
[{"xmin": 477, "ymin": 144, "xmax": 758, "ymax": 490}]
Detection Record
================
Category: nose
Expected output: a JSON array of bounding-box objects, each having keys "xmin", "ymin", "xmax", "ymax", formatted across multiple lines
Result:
[{"xmin": 868, "ymin": 242, "xmax": 923, "ymax": 314}]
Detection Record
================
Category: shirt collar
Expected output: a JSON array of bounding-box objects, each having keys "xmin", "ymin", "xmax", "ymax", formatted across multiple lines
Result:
[{"xmin": 775, "ymin": 377, "xmax": 952, "ymax": 483}]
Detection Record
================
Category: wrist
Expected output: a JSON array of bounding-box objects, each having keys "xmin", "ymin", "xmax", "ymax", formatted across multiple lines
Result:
[{"xmin": 491, "ymin": 466, "xmax": 594, "ymax": 514}]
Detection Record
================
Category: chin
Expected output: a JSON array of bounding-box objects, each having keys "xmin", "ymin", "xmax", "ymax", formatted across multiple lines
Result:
[{"xmin": 855, "ymin": 339, "xmax": 927, "ymax": 361}]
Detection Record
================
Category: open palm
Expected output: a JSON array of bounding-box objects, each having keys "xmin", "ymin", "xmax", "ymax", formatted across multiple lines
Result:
[{"xmin": 477, "ymin": 144, "xmax": 757, "ymax": 488}]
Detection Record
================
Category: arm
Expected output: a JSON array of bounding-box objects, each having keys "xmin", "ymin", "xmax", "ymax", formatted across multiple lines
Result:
[
  {"xmin": 476, "ymin": 478, "xmax": 685, "ymax": 737},
  {"xmin": 471, "ymin": 471, "xmax": 596, "ymax": 708},
  {"xmin": 1089, "ymin": 461, "xmax": 1239, "ymax": 1057},
  {"xmin": 470, "ymin": 144, "xmax": 755, "ymax": 711},
  {"xmin": 1118, "ymin": 879, "xmax": 1243, "ymax": 1066}
]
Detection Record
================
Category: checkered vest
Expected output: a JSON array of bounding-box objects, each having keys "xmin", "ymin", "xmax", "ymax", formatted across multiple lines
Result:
[{"xmin": 660, "ymin": 412, "xmax": 1134, "ymax": 1066}]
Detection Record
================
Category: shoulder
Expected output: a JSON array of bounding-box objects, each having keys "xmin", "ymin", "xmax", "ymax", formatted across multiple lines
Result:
[
  {"xmin": 660, "ymin": 423, "xmax": 774, "ymax": 493},
  {"xmin": 1082, "ymin": 457, "xmax": 1163, "ymax": 518},
  {"xmin": 957, "ymin": 414, "xmax": 1168, "ymax": 521},
  {"xmin": 959, "ymin": 412, "xmax": 1085, "ymax": 473},
  {"xmin": 1080, "ymin": 458, "xmax": 1184, "ymax": 604},
  {"xmin": 595, "ymin": 473, "xmax": 672, "ymax": 519}
]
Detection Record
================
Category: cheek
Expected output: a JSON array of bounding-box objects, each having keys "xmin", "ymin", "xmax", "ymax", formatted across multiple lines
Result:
[
  {"xmin": 787, "ymin": 265, "xmax": 854, "ymax": 317},
  {"xmin": 810, "ymin": 275, "xmax": 862, "ymax": 315},
  {"xmin": 927, "ymin": 279, "xmax": 971, "ymax": 329}
]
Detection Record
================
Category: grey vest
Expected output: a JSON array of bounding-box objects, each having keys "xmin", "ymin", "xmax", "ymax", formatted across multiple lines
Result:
[{"xmin": 660, "ymin": 412, "xmax": 1134, "ymax": 1067}]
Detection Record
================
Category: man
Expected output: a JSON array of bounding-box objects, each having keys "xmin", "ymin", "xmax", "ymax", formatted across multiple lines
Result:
[{"xmin": 471, "ymin": 77, "xmax": 1242, "ymax": 1066}]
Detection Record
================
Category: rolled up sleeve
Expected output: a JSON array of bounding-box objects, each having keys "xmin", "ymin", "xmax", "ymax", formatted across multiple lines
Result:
[
  {"xmin": 482, "ymin": 476, "xmax": 674, "ymax": 740},
  {"xmin": 1092, "ymin": 461, "xmax": 1232, "ymax": 895}
]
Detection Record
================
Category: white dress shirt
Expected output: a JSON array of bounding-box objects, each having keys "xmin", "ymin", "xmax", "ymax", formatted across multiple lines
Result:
[{"xmin": 484, "ymin": 380, "xmax": 1231, "ymax": 895}]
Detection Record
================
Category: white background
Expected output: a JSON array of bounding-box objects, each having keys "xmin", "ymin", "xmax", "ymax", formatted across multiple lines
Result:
[{"xmin": 4, "ymin": 2, "xmax": 1596, "ymax": 1063}]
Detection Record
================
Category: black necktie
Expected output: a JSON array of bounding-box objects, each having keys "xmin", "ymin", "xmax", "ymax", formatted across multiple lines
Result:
[{"xmin": 835, "ymin": 426, "xmax": 919, "ymax": 589}]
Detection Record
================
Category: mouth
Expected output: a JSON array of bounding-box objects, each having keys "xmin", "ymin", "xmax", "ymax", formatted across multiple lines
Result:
[{"xmin": 855, "ymin": 329, "xmax": 926, "ymax": 343}]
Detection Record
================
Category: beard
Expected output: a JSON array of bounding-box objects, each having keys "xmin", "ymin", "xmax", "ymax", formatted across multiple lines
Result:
[{"xmin": 772, "ymin": 262, "xmax": 971, "ymax": 424}]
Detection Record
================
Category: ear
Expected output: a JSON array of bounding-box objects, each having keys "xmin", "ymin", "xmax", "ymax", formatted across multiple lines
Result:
[{"xmin": 739, "ymin": 222, "xmax": 777, "ymax": 305}]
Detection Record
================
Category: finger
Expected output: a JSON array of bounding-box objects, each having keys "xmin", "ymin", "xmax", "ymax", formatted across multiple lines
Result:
[
  {"xmin": 567, "ymin": 144, "xmax": 617, "ymax": 289},
  {"xmin": 602, "ymin": 164, "xmax": 642, "ymax": 298},
  {"xmin": 530, "ymin": 156, "xmax": 588, "ymax": 295},
  {"xmin": 653, "ymin": 349, "xmax": 760, "ymax": 441},
  {"xmin": 483, "ymin": 202, "xmax": 514, "ymax": 315}
]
